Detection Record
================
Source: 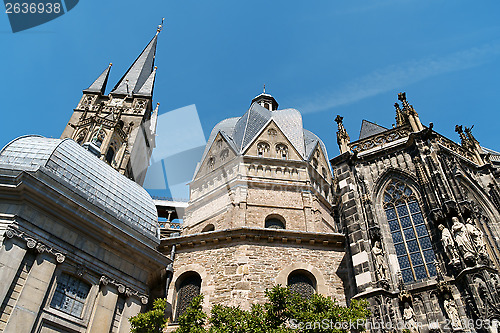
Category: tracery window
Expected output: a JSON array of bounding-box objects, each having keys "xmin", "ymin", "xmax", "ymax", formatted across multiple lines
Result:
[
  {"xmin": 383, "ymin": 179, "xmax": 436, "ymax": 283},
  {"xmin": 175, "ymin": 273, "xmax": 202, "ymax": 322},
  {"xmin": 287, "ymin": 270, "xmax": 316, "ymax": 299},
  {"xmin": 76, "ymin": 129, "xmax": 88, "ymax": 145},
  {"xmin": 276, "ymin": 143, "xmax": 288, "ymax": 159},
  {"xmin": 257, "ymin": 142, "xmax": 270, "ymax": 157},
  {"xmin": 50, "ymin": 273, "xmax": 91, "ymax": 318}
]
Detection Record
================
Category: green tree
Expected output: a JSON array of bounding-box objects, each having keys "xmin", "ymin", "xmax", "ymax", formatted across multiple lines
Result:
[
  {"xmin": 174, "ymin": 286, "xmax": 370, "ymax": 333},
  {"xmin": 129, "ymin": 298, "xmax": 168, "ymax": 333}
]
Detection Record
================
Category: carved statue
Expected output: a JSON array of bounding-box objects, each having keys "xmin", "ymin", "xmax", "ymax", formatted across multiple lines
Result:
[
  {"xmin": 451, "ymin": 217, "xmax": 475, "ymax": 261},
  {"xmin": 443, "ymin": 294, "xmax": 463, "ymax": 331},
  {"xmin": 372, "ymin": 241, "xmax": 388, "ymax": 280},
  {"xmin": 402, "ymin": 302, "xmax": 419, "ymax": 333},
  {"xmin": 438, "ymin": 224, "xmax": 460, "ymax": 265},
  {"xmin": 465, "ymin": 218, "xmax": 488, "ymax": 258}
]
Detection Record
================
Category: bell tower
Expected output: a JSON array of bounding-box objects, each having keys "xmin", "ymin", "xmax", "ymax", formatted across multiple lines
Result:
[{"xmin": 61, "ymin": 22, "xmax": 163, "ymax": 186}]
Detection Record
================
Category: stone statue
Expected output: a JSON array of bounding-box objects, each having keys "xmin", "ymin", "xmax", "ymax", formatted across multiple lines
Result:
[
  {"xmin": 465, "ymin": 217, "xmax": 488, "ymax": 258},
  {"xmin": 443, "ymin": 294, "xmax": 463, "ymax": 331},
  {"xmin": 372, "ymin": 241, "xmax": 388, "ymax": 280},
  {"xmin": 438, "ymin": 224, "xmax": 460, "ymax": 265},
  {"xmin": 451, "ymin": 217, "xmax": 475, "ymax": 261},
  {"xmin": 402, "ymin": 302, "xmax": 419, "ymax": 333}
]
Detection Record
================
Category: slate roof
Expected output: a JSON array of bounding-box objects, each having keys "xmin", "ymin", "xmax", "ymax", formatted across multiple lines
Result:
[
  {"xmin": 358, "ymin": 119, "xmax": 388, "ymax": 140},
  {"xmin": 195, "ymin": 102, "xmax": 330, "ymax": 177},
  {"xmin": 111, "ymin": 34, "xmax": 158, "ymax": 96},
  {"xmin": 83, "ymin": 63, "xmax": 112, "ymax": 95},
  {"xmin": 0, "ymin": 136, "xmax": 159, "ymax": 245}
]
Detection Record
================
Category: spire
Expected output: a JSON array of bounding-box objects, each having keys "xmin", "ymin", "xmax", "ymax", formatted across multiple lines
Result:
[
  {"xmin": 111, "ymin": 27, "xmax": 160, "ymax": 96},
  {"xmin": 335, "ymin": 115, "xmax": 350, "ymax": 154},
  {"xmin": 84, "ymin": 63, "xmax": 112, "ymax": 95},
  {"xmin": 136, "ymin": 66, "xmax": 157, "ymax": 97}
]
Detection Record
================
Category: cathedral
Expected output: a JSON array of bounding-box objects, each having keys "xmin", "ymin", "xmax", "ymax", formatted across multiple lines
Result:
[{"xmin": 0, "ymin": 25, "xmax": 500, "ymax": 333}]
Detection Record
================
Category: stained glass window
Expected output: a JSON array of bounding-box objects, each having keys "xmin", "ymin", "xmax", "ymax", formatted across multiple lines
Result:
[
  {"xmin": 383, "ymin": 179, "xmax": 436, "ymax": 283},
  {"xmin": 50, "ymin": 273, "xmax": 91, "ymax": 318}
]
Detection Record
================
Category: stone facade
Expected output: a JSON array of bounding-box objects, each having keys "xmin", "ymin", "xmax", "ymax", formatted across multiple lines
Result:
[{"xmin": 332, "ymin": 93, "xmax": 500, "ymax": 332}]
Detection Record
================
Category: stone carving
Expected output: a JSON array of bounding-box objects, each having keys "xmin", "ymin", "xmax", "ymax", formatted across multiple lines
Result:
[
  {"xmin": 465, "ymin": 217, "xmax": 488, "ymax": 259},
  {"xmin": 451, "ymin": 217, "xmax": 475, "ymax": 262},
  {"xmin": 438, "ymin": 224, "xmax": 460, "ymax": 265},
  {"xmin": 443, "ymin": 294, "xmax": 463, "ymax": 331},
  {"xmin": 402, "ymin": 302, "xmax": 419, "ymax": 333},
  {"xmin": 100, "ymin": 275, "xmax": 148, "ymax": 304},
  {"xmin": 372, "ymin": 241, "xmax": 388, "ymax": 281},
  {"xmin": 4, "ymin": 227, "xmax": 66, "ymax": 263},
  {"xmin": 335, "ymin": 115, "xmax": 350, "ymax": 154},
  {"xmin": 350, "ymin": 126, "xmax": 410, "ymax": 154}
]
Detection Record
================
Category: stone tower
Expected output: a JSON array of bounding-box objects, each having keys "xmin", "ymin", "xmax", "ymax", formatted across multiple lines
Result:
[
  {"xmin": 331, "ymin": 92, "xmax": 500, "ymax": 332},
  {"xmin": 159, "ymin": 92, "xmax": 349, "ymax": 325},
  {"xmin": 60, "ymin": 26, "xmax": 162, "ymax": 186}
]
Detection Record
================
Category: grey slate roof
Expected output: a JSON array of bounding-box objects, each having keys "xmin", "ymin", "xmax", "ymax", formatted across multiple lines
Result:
[
  {"xmin": 111, "ymin": 34, "xmax": 158, "ymax": 96},
  {"xmin": 84, "ymin": 63, "xmax": 112, "ymax": 95},
  {"xmin": 358, "ymin": 119, "xmax": 388, "ymax": 140},
  {"xmin": 194, "ymin": 102, "xmax": 330, "ymax": 177},
  {"xmin": 0, "ymin": 136, "xmax": 159, "ymax": 245}
]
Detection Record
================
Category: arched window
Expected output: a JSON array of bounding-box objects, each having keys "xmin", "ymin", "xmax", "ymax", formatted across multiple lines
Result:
[
  {"xmin": 105, "ymin": 147, "xmax": 115, "ymax": 164},
  {"xmin": 76, "ymin": 129, "xmax": 88, "ymax": 145},
  {"xmin": 50, "ymin": 273, "xmax": 91, "ymax": 318},
  {"xmin": 276, "ymin": 143, "xmax": 288, "ymax": 159},
  {"xmin": 175, "ymin": 273, "xmax": 202, "ymax": 322},
  {"xmin": 287, "ymin": 270, "xmax": 316, "ymax": 299},
  {"xmin": 383, "ymin": 179, "xmax": 436, "ymax": 283},
  {"xmin": 265, "ymin": 215, "xmax": 285, "ymax": 229},
  {"xmin": 257, "ymin": 141, "xmax": 270, "ymax": 157},
  {"xmin": 202, "ymin": 224, "xmax": 215, "ymax": 232}
]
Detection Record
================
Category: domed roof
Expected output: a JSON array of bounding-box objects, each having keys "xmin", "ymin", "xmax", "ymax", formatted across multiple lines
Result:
[
  {"xmin": 198, "ymin": 102, "xmax": 330, "ymax": 168},
  {"xmin": 0, "ymin": 135, "xmax": 159, "ymax": 245}
]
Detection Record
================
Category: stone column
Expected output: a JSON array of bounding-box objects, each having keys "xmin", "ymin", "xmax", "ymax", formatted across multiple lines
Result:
[
  {"xmin": 0, "ymin": 238, "xmax": 26, "ymax": 304},
  {"xmin": 87, "ymin": 284, "xmax": 119, "ymax": 333},
  {"xmin": 118, "ymin": 296, "xmax": 143, "ymax": 333},
  {"xmin": 3, "ymin": 253, "xmax": 57, "ymax": 332}
]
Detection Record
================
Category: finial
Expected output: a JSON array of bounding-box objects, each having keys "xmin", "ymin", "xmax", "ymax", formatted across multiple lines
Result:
[
  {"xmin": 157, "ymin": 102, "xmax": 160, "ymax": 106},
  {"xmin": 109, "ymin": 63, "xmax": 112, "ymax": 67},
  {"xmin": 455, "ymin": 125, "xmax": 463, "ymax": 133},
  {"xmin": 263, "ymin": 84, "xmax": 266, "ymax": 94},
  {"xmin": 334, "ymin": 115, "xmax": 343, "ymax": 124},
  {"xmin": 398, "ymin": 92, "xmax": 406, "ymax": 102},
  {"xmin": 154, "ymin": 66, "xmax": 157, "ymax": 70},
  {"xmin": 156, "ymin": 17, "xmax": 165, "ymax": 34}
]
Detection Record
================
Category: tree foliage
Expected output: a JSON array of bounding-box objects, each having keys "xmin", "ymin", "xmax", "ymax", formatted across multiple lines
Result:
[
  {"xmin": 174, "ymin": 285, "xmax": 370, "ymax": 333},
  {"xmin": 129, "ymin": 298, "xmax": 168, "ymax": 333}
]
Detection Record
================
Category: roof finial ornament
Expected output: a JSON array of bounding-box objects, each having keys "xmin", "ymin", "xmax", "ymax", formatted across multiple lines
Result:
[
  {"xmin": 156, "ymin": 17, "xmax": 165, "ymax": 35},
  {"xmin": 335, "ymin": 115, "xmax": 350, "ymax": 154},
  {"xmin": 263, "ymin": 84, "xmax": 266, "ymax": 94}
]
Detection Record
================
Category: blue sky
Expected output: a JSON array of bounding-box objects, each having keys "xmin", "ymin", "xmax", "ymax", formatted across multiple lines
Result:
[{"xmin": 1, "ymin": 0, "xmax": 499, "ymax": 199}]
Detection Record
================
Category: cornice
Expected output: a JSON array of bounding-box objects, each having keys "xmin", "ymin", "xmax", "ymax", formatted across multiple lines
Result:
[{"xmin": 99, "ymin": 275, "xmax": 149, "ymax": 304}]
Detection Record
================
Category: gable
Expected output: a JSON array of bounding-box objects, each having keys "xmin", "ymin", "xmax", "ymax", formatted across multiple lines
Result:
[
  {"xmin": 194, "ymin": 132, "xmax": 237, "ymax": 179},
  {"xmin": 244, "ymin": 120, "xmax": 302, "ymax": 161}
]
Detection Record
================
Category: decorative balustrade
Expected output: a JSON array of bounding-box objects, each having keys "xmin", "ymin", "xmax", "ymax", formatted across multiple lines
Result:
[{"xmin": 349, "ymin": 126, "xmax": 411, "ymax": 154}]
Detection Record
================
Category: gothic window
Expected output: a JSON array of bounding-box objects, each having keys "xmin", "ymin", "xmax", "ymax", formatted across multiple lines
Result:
[
  {"xmin": 312, "ymin": 157, "xmax": 318, "ymax": 169},
  {"xmin": 268, "ymin": 128, "xmax": 277, "ymax": 136},
  {"xmin": 76, "ymin": 129, "xmax": 88, "ymax": 145},
  {"xmin": 175, "ymin": 273, "xmax": 202, "ymax": 322},
  {"xmin": 50, "ymin": 273, "xmax": 91, "ymax": 318},
  {"xmin": 276, "ymin": 143, "xmax": 288, "ymax": 160},
  {"xmin": 287, "ymin": 270, "xmax": 316, "ymax": 299},
  {"xmin": 383, "ymin": 179, "xmax": 436, "ymax": 284},
  {"xmin": 92, "ymin": 129, "xmax": 105, "ymax": 148},
  {"xmin": 216, "ymin": 139, "xmax": 224, "ymax": 150},
  {"xmin": 105, "ymin": 147, "xmax": 115, "ymax": 164},
  {"xmin": 257, "ymin": 142, "xmax": 270, "ymax": 157},
  {"xmin": 265, "ymin": 215, "xmax": 285, "ymax": 229}
]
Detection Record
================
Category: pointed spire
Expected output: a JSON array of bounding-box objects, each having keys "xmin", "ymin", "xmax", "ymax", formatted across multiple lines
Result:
[
  {"xmin": 111, "ymin": 32, "xmax": 159, "ymax": 96},
  {"xmin": 84, "ymin": 63, "xmax": 112, "ymax": 94},
  {"xmin": 335, "ymin": 115, "xmax": 350, "ymax": 154},
  {"xmin": 136, "ymin": 66, "xmax": 157, "ymax": 97},
  {"xmin": 150, "ymin": 102, "xmax": 159, "ymax": 135}
]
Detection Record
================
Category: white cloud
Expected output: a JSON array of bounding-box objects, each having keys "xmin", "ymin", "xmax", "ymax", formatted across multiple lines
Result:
[{"xmin": 298, "ymin": 41, "xmax": 500, "ymax": 114}]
